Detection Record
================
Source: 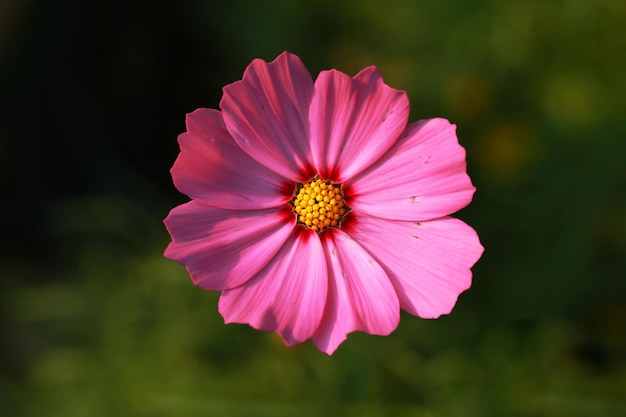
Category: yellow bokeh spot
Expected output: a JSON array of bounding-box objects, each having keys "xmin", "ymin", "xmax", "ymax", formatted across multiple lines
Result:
[{"xmin": 291, "ymin": 178, "xmax": 349, "ymax": 232}]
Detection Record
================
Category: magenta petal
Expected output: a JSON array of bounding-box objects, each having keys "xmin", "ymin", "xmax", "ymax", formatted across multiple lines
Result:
[
  {"xmin": 220, "ymin": 51, "xmax": 314, "ymax": 181},
  {"xmin": 348, "ymin": 214, "xmax": 484, "ymax": 318},
  {"xmin": 309, "ymin": 66, "xmax": 409, "ymax": 182},
  {"xmin": 218, "ymin": 229, "xmax": 327, "ymax": 346},
  {"xmin": 348, "ymin": 118, "xmax": 476, "ymax": 221},
  {"xmin": 313, "ymin": 230, "xmax": 400, "ymax": 355},
  {"xmin": 164, "ymin": 201, "xmax": 295, "ymax": 291},
  {"xmin": 171, "ymin": 108, "xmax": 290, "ymax": 210}
]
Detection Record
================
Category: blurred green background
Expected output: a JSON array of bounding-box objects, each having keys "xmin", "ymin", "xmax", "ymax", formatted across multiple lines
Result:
[{"xmin": 1, "ymin": 0, "xmax": 625, "ymax": 416}]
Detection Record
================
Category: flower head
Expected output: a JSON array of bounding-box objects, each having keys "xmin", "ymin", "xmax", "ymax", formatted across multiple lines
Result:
[{"xmin": 164, "ymin": 51, "xmax": 484, "ymax": 354}]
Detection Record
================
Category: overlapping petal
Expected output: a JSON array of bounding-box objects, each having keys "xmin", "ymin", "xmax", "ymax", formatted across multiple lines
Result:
[
  {"xmin": 347, "ymin": 213, "xmax": 483, "ymax": 319},
  {"xmin": 313, "ymin": 230, "xmax": 400, "ymax": 354},
  {"xmin": 221, "ymin": 51, "xmax": 314, "ymax": 181},
  {"xmin": 219, "ymin": 229, "xmax": 328, "ymax": 346},
  {"xmin": 309, "ymin": 66, "xmax": 410, "ymax": 182},
  {"xmin": 171, "ymin": 108, "xmax": 290, "ymax": 210},
  {"xmin": 347, "ymin": 118, "xmax": 475, "ymax": 221},
  {"xmin": 164, "ymin": 201, "xmax": 295, "ymax": 291}
]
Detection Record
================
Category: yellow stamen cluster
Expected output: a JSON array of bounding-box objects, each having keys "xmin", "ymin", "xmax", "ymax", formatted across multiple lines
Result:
[{"xmin": 292, "ymin": 178, "xmax": 347, "ymax": 232}]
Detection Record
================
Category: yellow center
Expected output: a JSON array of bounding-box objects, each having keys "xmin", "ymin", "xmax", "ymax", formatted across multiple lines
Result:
[{"xmin": 291, "ymin": 178, "xmax": 348, "ymax": 232}]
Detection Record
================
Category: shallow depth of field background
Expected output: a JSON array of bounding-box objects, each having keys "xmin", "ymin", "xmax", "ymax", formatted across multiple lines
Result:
[{"xmin": 1, "ymin": 1, "xmax": 625, "ymax": 416}]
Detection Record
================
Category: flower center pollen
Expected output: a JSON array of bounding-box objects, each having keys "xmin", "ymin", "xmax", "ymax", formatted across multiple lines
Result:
[{"xmin": 291, "ymin": 177, "xmax": 348, "ymax": 232}]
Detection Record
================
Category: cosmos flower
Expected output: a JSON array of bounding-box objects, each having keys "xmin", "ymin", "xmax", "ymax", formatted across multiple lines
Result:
[{"xmin": 164, "ymin": 51, "xmax": 483, "ymax": 355}]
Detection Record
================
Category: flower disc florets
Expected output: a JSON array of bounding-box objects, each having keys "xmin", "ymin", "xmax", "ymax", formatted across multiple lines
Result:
[{"xmin": 291, "ymin": 177, "xmax": 348, "ymax": 232}]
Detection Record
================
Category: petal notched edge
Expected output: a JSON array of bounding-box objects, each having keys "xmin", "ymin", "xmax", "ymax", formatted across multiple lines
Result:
[
  {"xmin": 309, "ymin": 66, "xmax": 410, "ymax": 182},
  {"xmin": 164, "ymin": 201, "xmax": 295, "ymax": 291},
  {"xmin": 220, "ymin": 51, "xmax": 315, "ymax": 182},
  {"xmin": 218, "ymin": 228, "xmax": 328, "ymax": 346},
  {"xmin": 172, "ymin": 108, "xmax": 289, "ymax": 210},
  {"xmin": 313, "ymin": 230, "xmax": 400, "ymax": 354},
  {"xmin": 348, "ymin": 118, "xmax": 476, "ymax": 221},
  {"xmin": 347, "ymin": 214, "xmax": 484, "ymax": 319}
]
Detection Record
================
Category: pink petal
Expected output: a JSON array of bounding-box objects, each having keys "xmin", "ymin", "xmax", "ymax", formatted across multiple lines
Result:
[
  {"xmin": 313, "ymin": 230, "xmax": 400, "ymax": 355},
  {"xmin": 347, "ymin": 118, "xmax": 476, "ymax": 221},
  {"xmin": 309, "ymin": 66, "xmax": 409, "ymax": 182},
  {"xmin": 218, "ymin": 229, "xmax": 328, "ymax": 346},
  {"xmin": 171, "ymin": 108, "xmax": 291, "ymax": 210},
  {"xmin": 164, "ymin": 201, "xmax": 295, "ymax": 291},
  {"xmin": 220, "ymin": 51, "xmax": 315, "ymax": 181},
  {"xmin": 346, "ymin": 213, "xmax": 484, "ymax": 318}
]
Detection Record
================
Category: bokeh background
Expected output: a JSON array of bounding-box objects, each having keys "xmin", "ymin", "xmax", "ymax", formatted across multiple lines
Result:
[{"xmin": 2, "ymin": 0, "xmax": 625, "ymax": 416}]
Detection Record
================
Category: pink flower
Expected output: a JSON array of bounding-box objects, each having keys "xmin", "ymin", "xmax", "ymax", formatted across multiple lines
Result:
[{"xmin": 164, "ymin": 51, "xmax": 484, "ymax": 355}]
